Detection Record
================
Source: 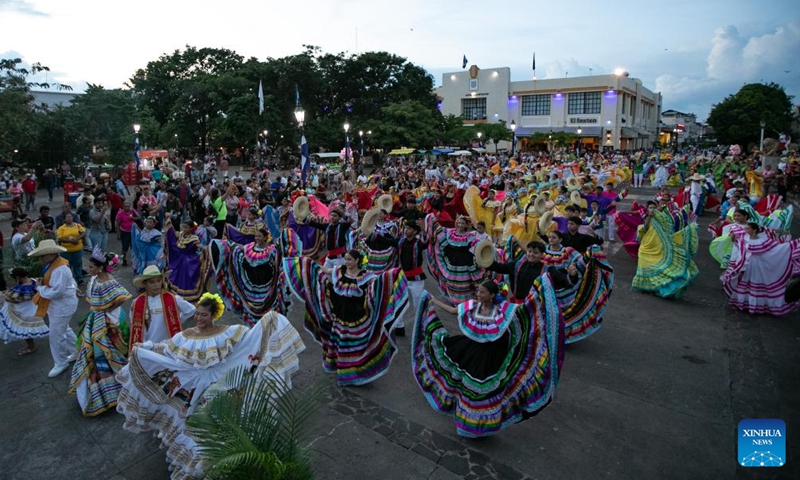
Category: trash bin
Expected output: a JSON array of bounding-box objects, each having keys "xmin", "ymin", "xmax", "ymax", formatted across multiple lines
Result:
[{"xmin": 68, "ymin": 192, "xmax": 80, "ymax": 208}]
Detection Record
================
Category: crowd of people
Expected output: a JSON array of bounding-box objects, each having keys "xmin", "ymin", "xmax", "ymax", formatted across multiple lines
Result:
[{"xmin": 1, "ymin": 145, "xmax": 799, "ymax": 478}]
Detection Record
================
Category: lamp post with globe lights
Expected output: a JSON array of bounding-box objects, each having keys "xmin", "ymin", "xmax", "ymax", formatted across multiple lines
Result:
[
  {"xmin": 359, "ymin": 130, "xmax": 364, "ymax": 157},
  {"xmin": 576, "ymin": 127, "xmax": 582, "ymax": 157}
]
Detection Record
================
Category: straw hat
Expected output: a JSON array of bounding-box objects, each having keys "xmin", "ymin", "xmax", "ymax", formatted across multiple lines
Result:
[
  {"xmin": 361, "ymin": 208, "xmax": 381, "ymax": 236},
  {"xmin": 444, "ymin": 166, "xmax": 455, "ymax": 178},
  {"xmin": 27, "ymin": 239, "xmax": 66, "ymax": 257},
  {"xmin": 132, "ymin": 265, "xmax": 172, "ymax": 288},
  {"xmin": 689, "ymin": 173, "xmax": 705, "ymax": 182},
  {"xmin": 569, "ymin": 190, "xmax": 583, "ymax": 206},
  {"xmin": 538, "ymin": 211, "xmax": 554, "ymax": 235},
  {"xmin": 474, "ymin": 239, "xmax": 495, "ymax": 268},
  {"xmin": 377, "ymin": 194, "xmax": 393, "ymax": 212},
  {"xmin": 533, "ymin": 196, "xmax": 548, "ymax": 215},
  {"xmin": 293, "ymin": 196, "xmax": 310, "ymax": 221},
  {"xmin": 566, "ymin": 177, "xmax": 580, "ymax": 190}
]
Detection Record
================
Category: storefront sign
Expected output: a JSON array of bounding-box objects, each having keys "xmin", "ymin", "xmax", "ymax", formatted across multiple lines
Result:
[{"xmin": 569, "ymin": 117, "xmax": 598, "ymax": 124}]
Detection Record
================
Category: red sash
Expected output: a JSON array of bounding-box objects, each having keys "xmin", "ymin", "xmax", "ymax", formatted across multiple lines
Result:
[
  {"xmin": 404, "ymin": 266, "xmax": 424, "ymax": 278},
  {"xmin": 129, "ymin": 292, "xmax": 183, "ymax": 345},
  {"xmin": 325, "ymin": 247, "xmax": 346, "ymax": 259}
]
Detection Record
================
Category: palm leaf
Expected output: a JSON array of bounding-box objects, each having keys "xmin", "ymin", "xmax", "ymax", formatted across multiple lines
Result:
[{"xmin": 186, "ymin": 366, "xmax": 327, "ymax": 480}]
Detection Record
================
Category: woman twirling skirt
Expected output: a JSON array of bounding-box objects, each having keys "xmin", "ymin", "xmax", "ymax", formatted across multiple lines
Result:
[
  {"xmin": 412, "ymin": 278, "xmax": 563, "ymax": 438},
  {"xmin": 282, "ymin": 257, "xmax": 409, "ymax": 386}
]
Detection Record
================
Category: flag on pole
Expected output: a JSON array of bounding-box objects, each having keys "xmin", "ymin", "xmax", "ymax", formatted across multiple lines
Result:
[
  {"xmin": 300, "ymin": 134, "xmax": 310, "ymax": 185},
  {"xmin": 462, "ymin": 55, "xmax": 468, "ymax": 69},
  {"xmin": 258, "ymin": 80, "xmax": 264, "ymax": 115},
  {"xmin": 532, "ymin": 52, "xmax": 536, "ymax": 71},
  {"xmin": 134, "ymin": 136, "xmax": 140, "ymax": 170}
]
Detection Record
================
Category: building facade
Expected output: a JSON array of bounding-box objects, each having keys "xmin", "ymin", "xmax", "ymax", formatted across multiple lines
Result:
[
  {"xmin": 435, "ymin": 66, "xmax": 662, "ymax": 151},
  {"xmin": 659, "ymin": 109, "xmax": 705, "ymax": 145}
]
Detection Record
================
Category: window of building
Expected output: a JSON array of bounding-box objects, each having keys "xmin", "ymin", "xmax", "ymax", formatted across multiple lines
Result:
[
  {"xmin": 461, "ymin": 97, "xmax": 487, "ymax": 120},
  {"xmin": 567, "ymin": 91, "xmax": 601, "ymax": 115},
  {"xmin": 520, "ymin": 94, "xmax": 551, "ymax": 116}
]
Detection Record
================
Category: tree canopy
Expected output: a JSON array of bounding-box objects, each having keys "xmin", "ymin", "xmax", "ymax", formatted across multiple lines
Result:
[{"xmin": 707, "ymin": 83, "xmax": 794, "ymax": 148}]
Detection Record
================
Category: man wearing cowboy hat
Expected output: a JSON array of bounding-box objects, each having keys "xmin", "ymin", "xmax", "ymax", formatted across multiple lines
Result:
[
  {"xmin": 129, "ymin": 266, "xmax": 196, "ymax": 347},
  {"xmin": 28, "ymin": 239, "xmax": 79, "ymax": 377}
]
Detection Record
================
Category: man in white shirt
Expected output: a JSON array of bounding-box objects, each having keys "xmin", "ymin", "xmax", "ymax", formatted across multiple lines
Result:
[
  {"xmin": 129, "ymin": 266, "xmax": 196, "ymax": 346},
  {"xmin": 27, "ymin": 240, "xmax": 79, "ymax": 377}
]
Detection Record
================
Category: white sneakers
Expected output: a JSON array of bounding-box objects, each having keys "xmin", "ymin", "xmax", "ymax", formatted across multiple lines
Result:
[
  {"xmin": 48, "ymin": 363, "xmax": 69, "ymax": 378},
  {"xmin": 48, "ymin": 352, "xmax": 77, "ymax": 378}
]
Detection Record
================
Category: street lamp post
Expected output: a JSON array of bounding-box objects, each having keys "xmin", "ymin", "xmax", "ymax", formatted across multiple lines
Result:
[
  {"xmin": 477, "ymin": 131, "xmax": 482, "ymax": 149},
  {"xmin": 359, "ymin": 130, "xmax": 364, "ymax": 157},
  {"xmin": 174, "ymin": 133, "xmax": 178, "ymax": 149},
  {"xmin": 510, "ymin": 120, "xmax": 517, "ymax": 156},
  {"xmin": 133, "ymin": 124, "xmax": 141, "ymax": 176},
  {"xmin": 548, "ymin": 131, "xmax": 553, "ymax": 153},
  {"xmin": 263, "ymin": 129, "xmax": 268, "ymax": 153},
  {"xmin": 344, "ymin": 122, "xmax": 351, "ymax": 167},
  {"xmin": 759, "ymin": 120, "xmax": 766, "ymax": 153},
  {"xmin": 576, "ymin": 127, "xmax": 582, "ymax": 157},
  {"xmin": 295, "ymin": 104, "xmax": 306, "ymax": 182}
]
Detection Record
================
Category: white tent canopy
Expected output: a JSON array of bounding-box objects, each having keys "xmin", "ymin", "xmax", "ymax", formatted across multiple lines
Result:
[{"xmin": 447, "ymin": 150, "xmax": 472, "ymax": 156}]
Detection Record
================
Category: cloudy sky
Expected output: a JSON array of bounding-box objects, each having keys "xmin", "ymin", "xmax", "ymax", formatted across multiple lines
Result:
[{"xmin": 1, "ymin": 0, "xmax": 798, "ymax": 121}]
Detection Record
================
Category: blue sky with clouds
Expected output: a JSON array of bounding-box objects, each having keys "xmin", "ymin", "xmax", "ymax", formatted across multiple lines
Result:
[{"xmin": 1, "ymin": 0, "xmax": 798, "ymax": 121}]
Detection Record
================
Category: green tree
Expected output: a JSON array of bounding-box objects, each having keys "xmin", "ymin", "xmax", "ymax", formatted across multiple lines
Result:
[
  {"xmin": 370, "ymin": 100, "xmax": 441, "ymax": 149},
  {"xmin": 477, "ymin": 120, "xmax": 513, "ymax": 152},
  {"xmin": 0, "ymin": 58, "xmax": 72, "ymax": 164},
  {"xmin": 707, "ymin": 83, "xmax": 794, "ymax": 147}
]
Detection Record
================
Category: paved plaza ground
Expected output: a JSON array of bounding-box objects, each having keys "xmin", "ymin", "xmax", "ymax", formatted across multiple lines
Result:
[{"xmin": 0, "ymin": 186, "xmax": 798, "ymax": 480}]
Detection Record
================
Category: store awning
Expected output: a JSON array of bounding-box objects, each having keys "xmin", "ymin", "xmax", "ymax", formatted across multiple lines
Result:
[
  {"xmin": 388, "ymin": 148, "xmax": 416, "ymax": 155},
  {"xmin": 471, "ymin": 147, "xmax": 487, "ymax": 152},
  {"xmin": 514, "ymin": 126, "xmax": 602, "ymax": 136}
]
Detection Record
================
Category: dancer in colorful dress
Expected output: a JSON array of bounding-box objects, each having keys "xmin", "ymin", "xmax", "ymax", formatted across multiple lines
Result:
[
  {"xmin": 69, "ymin": 251, "xmax": 131, "ymax": 416},
  {"xmin": 131, "ymin": 216, "xmax": 164, "ymax": 275},
  {"xmin": 540, "ymin": 230, "xmax": 613, "ymax": 342},
  {"xmin": 632, "ymin": 203, "xmax": 698, "ymax": 298},
  {"xmin": 210, "ymin": 228, "xmax": 289, "ymax": 325},
  {"xmin": 282, "ymin": 249, "xmax": 409, "ymax": 386},
  {"xmin": 412, "ymin": 280, "xmax": 563, "ymax": 438},
  {"xmin": 709, "ymin": 209, "xmax": 750, "ymax": 269},
  {"xmin": 0, "ymin": 267, "xmax": 49, "ymax": 355},
  {"xmin": 164, "ymin": 220, "xmax": 210, "ymax": 302},
  {"xmin": 116, "ymin": 294, "xmax": 305, "ymax": 480},
  {"xmin": 721, "ymin": 223, "xmax": 800, "ymax": 316},
  {"xmin": 224, "ymin": 207, "xmax": 265, "ymax": 245},
  {"xmin": 129, "ymin": 266, "xmax": 196, "ymax": 346},
  {"xmin": 362, "ymin": 208, "xmax": 399, "ymax": 273},
  {"xmin": 424, "ymin": 214, "xmax": 484, "ymax": 304}
]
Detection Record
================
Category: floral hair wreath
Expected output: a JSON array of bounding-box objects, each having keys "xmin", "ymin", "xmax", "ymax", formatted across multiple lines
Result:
[{"xmin": 199, "ymin": 292, "xmax": 226, "ymax": 321}]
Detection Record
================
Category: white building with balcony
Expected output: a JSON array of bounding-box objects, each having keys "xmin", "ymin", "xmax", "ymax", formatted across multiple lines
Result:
[{"xmin": 435, "ymin": 66, "xmax": 662, "ymax": 151}]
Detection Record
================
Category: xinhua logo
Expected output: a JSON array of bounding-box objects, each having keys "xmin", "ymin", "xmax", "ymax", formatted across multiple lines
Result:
[{"xmin": 738, "ymin": 419, "xmax": 786, "ymax": 467}]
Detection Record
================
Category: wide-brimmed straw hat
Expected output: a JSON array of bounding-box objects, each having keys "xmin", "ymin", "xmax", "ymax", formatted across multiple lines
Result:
[
  {"xmin": 27, "ymin": 239, "xmax": 66, "ymax": 257},
  {"xmin": 377, "ymin": 194, "xmax": 393, "ymax": 213},
  {"xmin": 538, "ymin": 211, "xmax": 555, "ymax": 235},
  {"xmin": 689, "ymin": 173, "xmax": 705, "ymax": 182},
  {"xmin": 361, "ymin": 208, "xmax": 381, "ymax": 236},
  {"xmin": 569, "ymin": 191, "xmax": 584, "ymax": 207},
  {"xmin": 533, "ymin": 196, "xmax": 548, "ymax": 215},
  {"xmin": 566, "ymin": 177, "xmax": 580, "ymax": 190},
  {"xmin": 132, "ymin": 265, "xmax": 172, "ymax": 288},
  {"xmin": 474, "ymin": 239, "xmax": 495, "ymax": 268},
  {"xmin": 293, "ymin": 196, "xmax": 310, "ymax": 221}
]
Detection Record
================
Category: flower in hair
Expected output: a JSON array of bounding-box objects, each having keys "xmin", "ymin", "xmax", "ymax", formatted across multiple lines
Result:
[{"xmin": 199, "ymin": 292, "xmax": 226, "ymax": 321}]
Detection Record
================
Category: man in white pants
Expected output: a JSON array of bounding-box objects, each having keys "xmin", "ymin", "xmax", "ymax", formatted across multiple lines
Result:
[
  {"xmin": 688, "ymin": 173, "xmax": 705, "ymax": 214},
  {"xmin": 397, "ymin": 220, "xmax": 427, "ymax": 337},
  {"xmin": 28, "ymin": 239, "xmax": 78, "ymax": 378}
]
